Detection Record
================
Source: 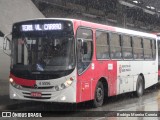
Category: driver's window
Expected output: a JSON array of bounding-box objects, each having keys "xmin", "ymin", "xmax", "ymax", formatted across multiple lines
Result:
[{"xmin": 76, "ymin": 28, "xmax": 93, "ymax": 75}]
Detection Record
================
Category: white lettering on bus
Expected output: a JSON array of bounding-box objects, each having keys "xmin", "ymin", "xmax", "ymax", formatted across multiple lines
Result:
[
  {"xmin": 35, "ymin": 24, "xmax": 42, "ymax": 31},
  {"xmin": 44, "ymin": 24, "xmax": 62, "ymax": 30},
  {"xmin": 21, "ymin": 24, "xmax": 62, "ymax": 31},
  {"xmin": 22, "ymin": 25, "xmax": 33, "ymax": 31}
]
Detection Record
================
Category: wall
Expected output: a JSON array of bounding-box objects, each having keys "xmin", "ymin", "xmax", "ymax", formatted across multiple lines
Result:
[{"xmin": 0, "ymin": 0, "xmax": 44, "ymax": 80}]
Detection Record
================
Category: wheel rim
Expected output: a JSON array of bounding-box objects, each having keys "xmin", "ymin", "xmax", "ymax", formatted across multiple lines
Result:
[{"xmin": 96, "ymin": 87, "xmax": 103, "ymax": 102}]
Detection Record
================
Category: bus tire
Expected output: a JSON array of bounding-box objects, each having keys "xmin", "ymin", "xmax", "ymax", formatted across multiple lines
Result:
[
  {"xmin": 136, "ymin": 75, "xmax": 144, "ymax": 97},
  {"xmin": 93, "ymin": 81, "xmax": 104, "ymax": 108}
]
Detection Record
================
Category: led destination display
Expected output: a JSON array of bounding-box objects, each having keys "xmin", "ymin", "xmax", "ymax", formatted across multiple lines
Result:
[{"xmin": 21, "ymin": 23, "xmax": 63, "ymax": 31}]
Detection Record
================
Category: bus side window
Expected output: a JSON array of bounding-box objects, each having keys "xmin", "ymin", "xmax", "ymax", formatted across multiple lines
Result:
[
  {"xmin": 96, "ymin": 31, "xmax": 110, "ymax": 59},
  {"xmin": 133, "ymin": 36, "xmax": 144, "ymax": 60},
  {"xmin": 110, "ymin": 33, "xmax": 122, "ymax": 59},
  {"xmin": 143, "ymin": 38, "xmax": 152, "ymax": 60},
  {"xmin": 122, "ymin": 35, "xmax": 133, "ymax": 59},
  {"xmin": 152, "ymin": 39, "xmax": 156, "ymax": 59}
]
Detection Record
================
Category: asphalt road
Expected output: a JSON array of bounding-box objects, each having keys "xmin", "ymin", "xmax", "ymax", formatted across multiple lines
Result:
[{"xmin": 0, "ymin": 78, "xmax": 160, "ymax": 120}]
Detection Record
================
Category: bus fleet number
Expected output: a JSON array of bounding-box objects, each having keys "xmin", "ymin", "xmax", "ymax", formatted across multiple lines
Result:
[{"xmin": 38, "ymin": 82, "xmax": 51, "ymax": 86}]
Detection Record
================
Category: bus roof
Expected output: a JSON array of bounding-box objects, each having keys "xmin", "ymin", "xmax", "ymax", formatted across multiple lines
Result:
[{"xmin": 14, "ymin": 18, "xmax": 157, "ymax": 39}]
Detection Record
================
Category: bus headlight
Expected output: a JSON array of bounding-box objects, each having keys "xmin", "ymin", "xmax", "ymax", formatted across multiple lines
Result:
[
  {"xmin": 54, "ymin": 77, "xmax": 74, "ymax": 91},
  {"xmin": 9, "ymin": 78, "xmax": 22, "ymax": 89},
  {"xmin": 9, "ymin": 78, "xmax": 14, "ymax": 83},
  {"xmin": 64, "ymin": 77, "xmax": 74, "ymax": 87}
]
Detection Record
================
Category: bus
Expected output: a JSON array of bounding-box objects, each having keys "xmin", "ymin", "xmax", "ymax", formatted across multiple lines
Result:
[
  {"xmin": 154, "ymin": 33, "xmax": 160, "ymax": 79},
  {"xmin": 4, "ymin": 18, "xmax": 158, "ymax": 107}
]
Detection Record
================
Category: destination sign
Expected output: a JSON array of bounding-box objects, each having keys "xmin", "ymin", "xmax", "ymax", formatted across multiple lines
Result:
[{"xmin": 21, "ymin": 23, "xmax": 63, "ymax": 31}]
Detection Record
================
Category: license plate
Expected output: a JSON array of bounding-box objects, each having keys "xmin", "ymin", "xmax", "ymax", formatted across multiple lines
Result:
[{"xmin": 31, "ymin": 92, "xmax": 42, "ymax": 97}]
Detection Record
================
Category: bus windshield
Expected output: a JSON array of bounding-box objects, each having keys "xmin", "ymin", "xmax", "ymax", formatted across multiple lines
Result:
[{"xmin": 12, "ymin": 35, "xmax": 75, "ymax": 72}]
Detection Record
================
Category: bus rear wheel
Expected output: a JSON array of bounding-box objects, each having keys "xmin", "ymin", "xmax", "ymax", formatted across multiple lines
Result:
[
  {"xmin": 93, "ymin": 81, "xmax": 104, "ymax": 108},
  {"xmin": 135, "ymin": 75, "xmax": 144, "ymax": 97}
]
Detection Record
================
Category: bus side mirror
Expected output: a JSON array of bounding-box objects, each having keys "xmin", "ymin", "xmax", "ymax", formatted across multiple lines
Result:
[
  {"xmin": 77, "ymin": 38, "xmax": 88, "ymax": 54},
  {"xmin": 83, "ymin": 42, "xmax": 88, "ymax": 54},
  {"xmin": 0, "ymin": 31, "xmax": 4, "ymax": 37},
  {"xmin": 3, "ymin": 33, "xmax": 11, "ymax": 56}
]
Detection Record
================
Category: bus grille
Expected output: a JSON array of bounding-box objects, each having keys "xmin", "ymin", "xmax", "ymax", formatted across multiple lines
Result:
[
  {"xmin": 24, "ymin": 96, "xmax": 51, "ymax": 99},
  {"xmin": 22, "ymin": 85, "xmax": 54, "ymax": 89}
]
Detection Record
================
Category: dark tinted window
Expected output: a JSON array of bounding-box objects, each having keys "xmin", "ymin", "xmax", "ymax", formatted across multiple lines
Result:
[
  {"xmin": 110, "ymin": 33, "xmax": 122, "ymax": 59},
  {"xmin": 152, "ymin": 40, "xmax": 156, "ymax": 59},
  {"xmin": 133, "ymin": 37, "xmax": 143, "ymax": 59},
  {"xmin": 122, "ymin": 35, "xmax": 133, "ymax": 59},
  {"xmin": 96, "ymin": 31, "xmax": 109, "ymax": 59},
  {"xmin": 143, "ymin": 38, "xmax": 152, "ymax": 59}
]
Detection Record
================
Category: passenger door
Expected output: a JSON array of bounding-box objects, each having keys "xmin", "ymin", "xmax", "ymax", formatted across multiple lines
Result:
[{"xmin": 76, "ymin": 28, "xmax": 93, "ymax": 102}]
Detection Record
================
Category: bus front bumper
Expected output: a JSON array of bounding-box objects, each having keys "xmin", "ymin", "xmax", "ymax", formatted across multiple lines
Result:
[{"xmin": 9, "ymin": 84, "xmax": 76, "ymax": 103}]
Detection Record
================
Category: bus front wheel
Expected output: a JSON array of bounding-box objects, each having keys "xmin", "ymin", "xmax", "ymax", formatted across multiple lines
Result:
[
  {"xmin": 93, "ymin": 81, "xmax": 104, "ymax": 108},
  {"xmin": 136, "ymin": 75, "xmax": 144, "ymax": 97}
]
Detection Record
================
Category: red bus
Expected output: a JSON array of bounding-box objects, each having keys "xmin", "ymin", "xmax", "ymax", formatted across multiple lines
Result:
[{"xmin": 5, "ymin": 18, "xmax": 158, "ymax": 107}]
